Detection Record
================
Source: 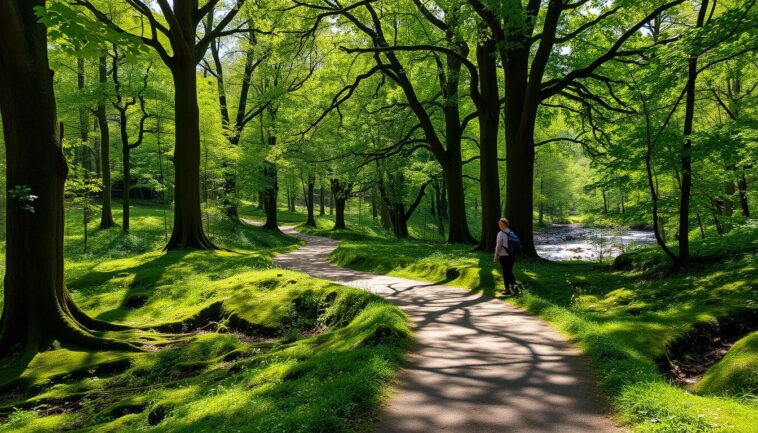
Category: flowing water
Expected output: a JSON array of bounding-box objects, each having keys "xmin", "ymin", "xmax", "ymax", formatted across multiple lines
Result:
[{"xmin": 535, "ymin": 224, "xmax": 656, "ymax": 262}]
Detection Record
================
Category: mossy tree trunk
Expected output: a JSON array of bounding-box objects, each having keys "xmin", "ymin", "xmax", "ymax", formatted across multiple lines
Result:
[{"xmin": 0, "ymin": 0, "xmax": 131, "ymax": 357}]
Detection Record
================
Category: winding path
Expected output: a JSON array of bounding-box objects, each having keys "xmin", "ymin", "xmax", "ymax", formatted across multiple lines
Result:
[{"xmin": 265, "ymin": 224, "xmax": 623, "ymax": 433}]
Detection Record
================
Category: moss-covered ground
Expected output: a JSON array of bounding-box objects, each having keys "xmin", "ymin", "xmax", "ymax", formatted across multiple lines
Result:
[
  {"xmin": 309, "ymin": 219, "xmax": 758, "ymax": 433},
  {"xmin": 0, "ymin": 202, "xmax": 411, "ymax": 433}
]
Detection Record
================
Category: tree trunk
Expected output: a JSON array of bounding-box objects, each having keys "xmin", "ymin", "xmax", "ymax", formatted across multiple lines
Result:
[
  {"xmin": 678, "ymin": 0, "xmax": 709, "ymax": 267},
  {"xmin": 222, "ymin": 166, "xmax": 239, "ymax": 222},
  {"xmin": 371, "ymin": 186, "xmax": 379, "ymax": 220},
  {"xmin": 475, "ymin": 38, "xmax": 501, "ymax": 251},
  {"xmin": 539, "ymin": 202, "xmax": 544, "ymax": 227},
  {"xmin": 77, "ymin": 57, "xmax": 91, "ymax": 244},
  {"xmin": 305, "ymin": 174, "xmax": 316, "ymax": 227},
  {"xmin": 262, "ymin": 164, "xmax": 279, "ymax": 231},
  {"xmin": 334, "ymin": 198, "xmax": 346, "ymax": 229},
  {"xmin": 97, "ymin": 55, "xmax": 115, "ymax": 228},
  {"xmin": 602, "ymin": 188, "xmax": 608, "ymax": 213},
  {"xmin": 319, "ymin": 183, "xmax": 325, "ymax": 216},
  {"xmin": 378, "ymin": 198, "xmax": 390, "ymax": 230},
  {"xmin": 92, "ymin": 115, "xmax": 101, "ymax": 177},
  {"xmin": 122, "ymin": 146, "xmax": 131, "ymax": 233},
  {"xmin": 429, "ymin": 187, "xmax": 436, "ymax": 216},
  {"xmin": 738, "ymin": 173, "xmax": 750, "ymax": 217},
  {"xmin": 438, "ymin": 180, "xmax": 448, "ymax": 219},
  {"xmin": 391, "ymin": 203, "xmax": 409, "ymax": 238},
  {"xmin": 285, "ymin": 181, "xmax": 292, "ymax": 212},
  {"xmin": 0, "ymin": 1, "xmax": 130, "ymax": 356},
  {"xmin": 722, "ymin": 180, "xmax": 736, "ymax": 219},
  {"xmin": 331, "ymin": 179, "xmax": 351, "ymax": 230},
  {"xmin": 441, "ymin": 44, "xmax": 476, "ymax": 244},
  {"xmin": 77, "ymin": 58, "xmax": 90, "ymax": 170},
  {"xmin": 697, "ymin": 212, "xmax": 706, "ymax": 239},
  {"xmin": 166, "ymin": 61, "xmax": 216, "ymax": 249},
  {"xmin": 118, "ymin": 103, "xmax": 132, "ymax": 233},
  {"xmin": 500, "ymin": 36, "xmax": 540, "ymax": 257},
  {"xmin": 504, "ymin": 129, "xmax": 537, "ymax": 256},
  {"xmin": 262, "ymin": 138, "xmax": 280, "ymax": 232},
  {"xmin": 444, "ymin": 161, "xmax": 474, "ymax": 243},
  {"xmin": 658, "ymin": 216, "xmax": 668, "ymax": 243},
  {"xmin": 290, "ymin": 179, "xmax": 297, "ymax": 212}
]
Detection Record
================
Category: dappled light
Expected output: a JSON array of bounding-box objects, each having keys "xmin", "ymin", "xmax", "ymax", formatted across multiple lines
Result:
[{"xmin": 1, "ymin": 0, "xmax": 756, "ymax": 432}]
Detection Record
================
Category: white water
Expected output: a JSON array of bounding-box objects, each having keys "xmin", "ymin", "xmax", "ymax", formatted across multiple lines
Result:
[{"xmin": 534, "ymin": 224, "xmax": 656, "ymax": 262}]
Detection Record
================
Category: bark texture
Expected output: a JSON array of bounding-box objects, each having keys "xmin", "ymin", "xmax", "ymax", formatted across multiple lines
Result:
[
  {"xmin": 475, "ymin": 38, "xmax": 501, "ymax": 251},
  {"xmin": 0, "ymin": 0, "xmax": 131, "ymax": 356}
]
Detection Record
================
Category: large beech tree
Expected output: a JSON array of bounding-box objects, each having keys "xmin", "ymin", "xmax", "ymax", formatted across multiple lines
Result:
[
  {"xmin": 74, "ymin": 0, "xmax": 249, "ymax": 249},
  {"xmin": 0, "ymin": 0, "xmax": 131, "ymax": 356}
]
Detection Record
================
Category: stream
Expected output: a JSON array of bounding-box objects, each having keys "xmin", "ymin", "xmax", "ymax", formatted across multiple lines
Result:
[{"xmin": 534, "ymin": 224, "xmax": 656, "ymax": 261}]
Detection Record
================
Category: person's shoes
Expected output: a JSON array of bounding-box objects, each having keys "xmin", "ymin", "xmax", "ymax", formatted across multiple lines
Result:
[{"xmin": 501, "ymin": 289, "xmax": 514, "ymax": 297}]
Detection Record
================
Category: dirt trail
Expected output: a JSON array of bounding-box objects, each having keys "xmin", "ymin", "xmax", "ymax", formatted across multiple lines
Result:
[{"xmin": 255, "ymin": 222, "xmax": 623, "ymax": 433}]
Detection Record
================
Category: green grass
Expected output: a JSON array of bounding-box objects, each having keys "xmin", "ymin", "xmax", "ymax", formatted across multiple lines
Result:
[
  {"xmin": 240, "ymin": 199, "xmax": 459, "ymax": 243},
  {"xmin": 305, "ymin": 220, "xmax": 758, "ymax": 433},
  {"xmin": 0, "ymin": 202, "xmax": 411, "ymax": 432}
]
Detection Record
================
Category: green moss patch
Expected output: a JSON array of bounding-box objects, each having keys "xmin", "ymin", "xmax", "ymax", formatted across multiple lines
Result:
[
  {"xmin": 0, "ymin": 204, "xmax": 410, "ymax": 433},
  {"xmin": 697, "ymin": 331, "xmax": 758, "ymax": 397}
]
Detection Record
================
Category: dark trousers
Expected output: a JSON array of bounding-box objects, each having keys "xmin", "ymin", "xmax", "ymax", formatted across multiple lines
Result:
[{"xmin": 498, "ymin": 255, "xmax": 516, "ymax": 290}]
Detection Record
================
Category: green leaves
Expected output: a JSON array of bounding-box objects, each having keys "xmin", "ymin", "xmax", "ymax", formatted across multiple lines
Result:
[
  {"xmin": 35, "ymin": 2, "xmax": 146, "ymax": 60},
  {"xmin": 8, "ymin": 185, "xmax": 39, "ymax": 214}
]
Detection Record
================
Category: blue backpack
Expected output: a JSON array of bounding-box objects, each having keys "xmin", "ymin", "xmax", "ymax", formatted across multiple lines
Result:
[{"xmin": 506, "ymin": 230, "xmax": 522, "ymax": 257}]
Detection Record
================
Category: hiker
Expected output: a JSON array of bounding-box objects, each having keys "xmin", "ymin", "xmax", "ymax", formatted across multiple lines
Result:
[{"xmin": 494, "ymin": 218, "xmax": 518, "ymax": 296}]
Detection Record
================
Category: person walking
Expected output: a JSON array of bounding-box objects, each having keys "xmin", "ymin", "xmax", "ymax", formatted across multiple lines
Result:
[{"xmin": 494, "ymin": 218, "xmax": 518, "ymax": 296}]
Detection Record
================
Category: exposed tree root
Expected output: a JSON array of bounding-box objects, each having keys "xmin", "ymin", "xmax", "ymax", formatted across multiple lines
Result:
[{"xmin": 165, "ymin": 229, "xmax": 220, "ymax": 251}]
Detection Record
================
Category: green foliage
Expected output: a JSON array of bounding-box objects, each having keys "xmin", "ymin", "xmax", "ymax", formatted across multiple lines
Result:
[
  {"xmin": 6, "ymin": 186, "xmax": 37, "ymax": 214},
  {"xmin": 35, "ymin": 2, "xmax": 146, "ymax": 59}
]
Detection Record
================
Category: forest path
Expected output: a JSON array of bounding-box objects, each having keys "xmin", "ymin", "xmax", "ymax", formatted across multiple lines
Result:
[{"xmin": 249, "ymin": 222, "xmax": 623, "ymax": 433}]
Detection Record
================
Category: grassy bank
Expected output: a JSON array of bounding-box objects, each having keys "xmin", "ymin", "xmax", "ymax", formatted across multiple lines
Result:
[
  {"xmin": 308, "ymin": 221, "xmax": 758, "ymax": 433},
  {"xmin": 0, "ymin": 202, "xmax": 411, "ymax": 433}
]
